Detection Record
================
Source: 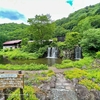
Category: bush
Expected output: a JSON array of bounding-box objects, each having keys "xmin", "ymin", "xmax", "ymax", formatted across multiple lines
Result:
[
  {"xmin": 64, "ymin": 68, "xmax": 87, "ymax": 79},
  {"xmin": 7, "ymin": 86, "xmax": 38, "ymax": 100},
  {"xmin": 79, "ymin": 79, "xmax": 100, "ymax": 91},
  {"xmin": 74, "ymin": 57, "xmax": 93, "ymax": 69},
  {"xmin": 64, "ymin": 68, "xmax": 100, "ymax": 91},
  {"xmin": 55, "ymin": 57, "xmax": 93, "ymax": 69},
  {"xmin": 31, "ymin": 70, "xmax": 55, "ymax": 85},
  {"xmin": 0, "ymin": 63, "xmax": 48, "ymax": 70},
  {"xmin": 96, "ymin": 51, "xmax": 100, "ymax": 59},
  {"xmin": 0, "ymin": 49, "xmax": 41, "ymax": 60}
]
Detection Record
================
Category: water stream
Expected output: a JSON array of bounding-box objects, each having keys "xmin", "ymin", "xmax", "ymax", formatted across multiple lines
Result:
[{"xmin": 47, "ymin": 47, "xmax": 58, "ymax": 58}]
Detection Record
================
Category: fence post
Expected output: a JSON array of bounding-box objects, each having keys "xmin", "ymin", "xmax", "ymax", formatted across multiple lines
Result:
[{"xmin": 18, "ymin": 71, "xmax": 24, "ymax": 100}]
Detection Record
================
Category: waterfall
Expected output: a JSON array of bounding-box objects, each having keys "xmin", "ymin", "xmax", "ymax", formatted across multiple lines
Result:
[
  {"xmin": 75, "ymin": 46, "xmax": 82, "ymax": 60},
  {"xmin": 47, "ymin": 47, "xmax": 57, "ymax": 58},
  {"xmin": 47, "ymin": 47, "xmax": 51, "ymax": 58}
]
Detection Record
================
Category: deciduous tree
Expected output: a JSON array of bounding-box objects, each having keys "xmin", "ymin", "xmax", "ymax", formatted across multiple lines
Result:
[{"xmin": 28, "ymin": 14, "xmax": 55, "ymax": 44}]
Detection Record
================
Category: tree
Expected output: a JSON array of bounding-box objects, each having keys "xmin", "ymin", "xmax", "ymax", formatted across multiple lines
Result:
[
  {"xmin": 0, "ymin": 34, "xmax": 8, "ymax": 49},
  {"xmin": 27, "ymin": 14, "xmax": 55, "ymax": 44},
  {"xmin": 64, "ymin": 32, "xmax": 81, "ymax": 49},
  {"xmin": 80, "ymin": 29, "xmax": 100, "ymax": 53},
  {"xmin": 54, "ymin": 26, "xmax": 67, "ymax": 37}
]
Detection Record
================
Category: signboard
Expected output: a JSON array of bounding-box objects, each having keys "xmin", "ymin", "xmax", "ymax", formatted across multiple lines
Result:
[{"xmin": 0, "ymin": 74, "xmax": 24, "ymax": 89}]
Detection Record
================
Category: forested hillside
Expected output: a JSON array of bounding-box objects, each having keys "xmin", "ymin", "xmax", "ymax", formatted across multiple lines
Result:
[
  {"xmin": 0, "ymin": 23, "xmax": 29, "ymax": 48},
  {"xmin": 54, "ymin": 3, "xmax": 100, "ymax": 36},
  {"xmin": 53, "ymin": 3, "xmax": 100, "ymax": 55}
]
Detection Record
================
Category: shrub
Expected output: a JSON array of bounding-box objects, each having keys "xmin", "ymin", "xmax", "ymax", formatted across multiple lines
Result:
[
  {"xmin": 32, "ymin": 70, "xmax": 55, "ymax": 85},
  {"xmin": 64, "ymin": 68, "xmax": 87, "ymax": 79},
  {"xmin": 0, "ymin": 63, "xmax": 48, "ymax": 70},
  {"xmin": 7, "ymin": 86, "xmax": 38, "ymax": 100},
  {"xmin": 74, "ymin": 57, "xmax": 93, "ymax": 69},
  {"xmin": 96, "ymin": 51, "xmax": 100, "ymax": 59},
  {"xmin": 86, "ymin": 69, "xmax": 100, "ymax": 83},
  {"xmin": 55, "ymin": 57, "xmax": 93, "ymax": 69},
  {"xmin": 79, "ymin": 79, "xmax": 100, "ymax": 91}
]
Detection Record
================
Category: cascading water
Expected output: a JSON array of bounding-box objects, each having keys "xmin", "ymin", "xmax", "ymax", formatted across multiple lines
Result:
[
  {"xmin": 47, "ymin": 47, "xmax": 51, "ymax": 58},
  {"xmin": 51, "ymin": 47, "xmax": 56, "ymax": 58},
  {"xmin": 75, "ymin": 46, "xmax": 82, "ymax": 60},
  {"xmin": 47, "ymin": 47, "xmax": 58, "ymax": 58}
]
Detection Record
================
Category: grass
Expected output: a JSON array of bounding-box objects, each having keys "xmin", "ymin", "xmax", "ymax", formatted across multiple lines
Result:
[{"xmin": 0, "ymin": 63, "xmax": 48, "ymax": 70}]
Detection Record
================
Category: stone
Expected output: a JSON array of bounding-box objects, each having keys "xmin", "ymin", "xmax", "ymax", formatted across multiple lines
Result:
[
  {"xmin": 90, "ymin": 89, "xmax": 100, "ymax": 100},
  {"xmin": 72, "ymin": 78, "xmax": 79, "ymax": 87},
  {"xmin": 75, "ymin": 84, "xmax": 90, "ymax": 100}
]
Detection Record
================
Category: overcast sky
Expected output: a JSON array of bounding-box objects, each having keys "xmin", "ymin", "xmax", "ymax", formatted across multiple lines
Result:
[{"xmin": 0, "ymin": 0, "xmax": 100, "ymax": 24}]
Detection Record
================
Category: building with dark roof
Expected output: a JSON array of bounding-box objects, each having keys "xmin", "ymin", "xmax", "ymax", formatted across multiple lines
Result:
[{"xmin": 3, "ymin": 40, "xmax": 22, "ymax": 49}]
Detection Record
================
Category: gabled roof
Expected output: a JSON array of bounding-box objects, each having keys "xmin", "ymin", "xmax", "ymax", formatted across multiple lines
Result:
[{"xmin": 3, "ymin": 40, "xmax": 22, "ymax": 45}]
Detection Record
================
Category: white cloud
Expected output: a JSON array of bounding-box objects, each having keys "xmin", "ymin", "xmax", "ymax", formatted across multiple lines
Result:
[{"xmin": 0, "ymin": 0, "xmax": 100, "ymax": 24}]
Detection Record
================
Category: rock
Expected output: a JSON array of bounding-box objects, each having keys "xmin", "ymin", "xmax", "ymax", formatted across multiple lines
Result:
[
  {"xmin": 40, "ymin": 83, "xmax": 51, "ymax": 92},
  {"xmin": 82, "ymin": 66, "xmax": 87, "ymax": 69},
  {"xmin": 51, "ymin": 73, "xmax": 78, "ymax": 100},
  {"xmin": 49, "ymin": 76, "xmax": 56, "ymax": 88},
  {"xmin": 34, "ymin": 86, "xmax": 47, "ymax": 100},
  {"xmin": 72, "ymin": 78, "xmax": 79, "ymax": 87},
  {"xmin": 75, "ymin": 84, "xmax": 90, "ymax": 100},
  {"xmin": 34, "ymin": 73, "xmax": 100, "ymax": 100},
  {"xmin": 90, "ymin": 89, "xmax": 100, "ymax": 100}
]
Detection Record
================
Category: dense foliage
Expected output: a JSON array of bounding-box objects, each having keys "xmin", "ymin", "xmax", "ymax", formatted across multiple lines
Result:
[
  {"xmin": 54, "ymin": 3, "xmax": 100, "ymax": 55},
  {"xmin": 80, "ymin": 29, "xmax": 100, "ymax": 54},
  {"xmin": 0, "ymin": 3, "xmax": 100, "ymax": 55},
  {"xmin": 27, "ymin": 14, "xmax": 55, "ymax": 44},
  {"xmin": 55, "ymin": 57, "xmax": 93, "ymax": 69},
  {"xmin": 0, "ymin": 23, "xmax": 29, "ymax": 49}
]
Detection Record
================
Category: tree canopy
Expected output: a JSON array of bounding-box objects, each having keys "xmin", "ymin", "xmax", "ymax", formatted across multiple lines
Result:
[
  {"xmin": 27, "ymin": 14, "xmax": 55, "ymax": 44},
  {"xmin": 80, "ymin": 29, "xmax": 100, "ymax": 53}
]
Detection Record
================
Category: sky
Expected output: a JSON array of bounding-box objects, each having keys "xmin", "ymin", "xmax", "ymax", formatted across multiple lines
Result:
[{"xmin": 0, "ymin": 0, "xmax": 100, "ymax": 24}]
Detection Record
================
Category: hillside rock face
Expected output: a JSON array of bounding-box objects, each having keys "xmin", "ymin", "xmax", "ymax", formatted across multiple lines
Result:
[{"xmin": 35, "ymin": 73, "xmax": 100, "ymax": 100}]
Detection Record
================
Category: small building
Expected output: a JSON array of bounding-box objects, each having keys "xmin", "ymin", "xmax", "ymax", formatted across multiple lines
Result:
[{"xmin": 3, "ymin": 40, "xmax": 22, "ymax": 49}]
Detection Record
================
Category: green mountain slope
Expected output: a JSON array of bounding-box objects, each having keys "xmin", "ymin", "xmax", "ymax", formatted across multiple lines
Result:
[
  {"xmin": 55, "ymin": 3, "xmax": 100, "ymax": 35},
  {"xmin": 0, "ymin": 23, "xmax": 28, "ymax": 48}
]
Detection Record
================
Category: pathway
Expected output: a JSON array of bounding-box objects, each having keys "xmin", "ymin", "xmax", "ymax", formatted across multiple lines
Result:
[{"xmin": 51, "ymin": 73, "xmax": 78, "ymax": 100}]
